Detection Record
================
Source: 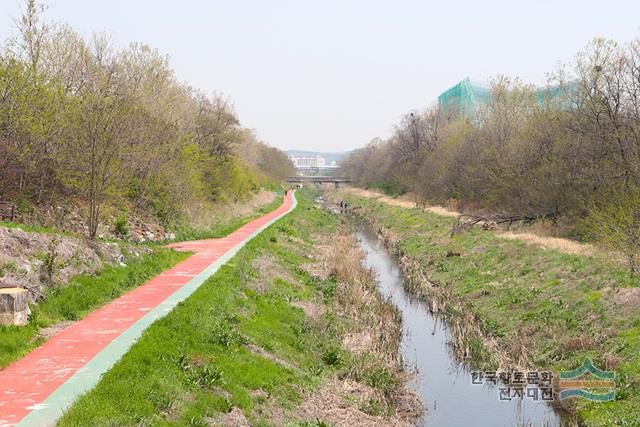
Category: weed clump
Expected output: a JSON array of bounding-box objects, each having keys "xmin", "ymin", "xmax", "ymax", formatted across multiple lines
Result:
[{"xmin": 321, "ymin": 347, "xmax": 343, "ymax": 367}]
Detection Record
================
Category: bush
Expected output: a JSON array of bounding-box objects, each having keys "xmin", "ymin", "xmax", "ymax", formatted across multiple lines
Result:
[
  {"xmin": 113, "ymin": 215, "xmax": 129, "ymax": 238},
  {"xmin": 579, "ymin": 187, "xmax": 640, "ymax": 275}
]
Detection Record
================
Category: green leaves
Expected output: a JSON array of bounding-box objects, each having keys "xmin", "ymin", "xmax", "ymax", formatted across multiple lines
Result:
[{"xmin": 1, "ymin": 9, "xmax": 292, "ymax": 239}]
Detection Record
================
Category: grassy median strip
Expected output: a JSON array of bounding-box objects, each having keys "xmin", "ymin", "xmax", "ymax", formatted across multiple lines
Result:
[
  {"xmin": 341, "ymin": 192, "xmax": 640, "ymax": 426},
  {"xmin": 57, "ymin": 191, "xmax": 420, "ymax": 426}
]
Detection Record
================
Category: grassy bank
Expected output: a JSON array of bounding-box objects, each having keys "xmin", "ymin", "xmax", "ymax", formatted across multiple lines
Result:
[
  {"xmin": 0, "ymin": 248, "xmax": 189, "ymax": 369},
  {"xmin": 57, "ymin": 190, "xmax": 420, "ymax": 426},
  {"xmin": 338, "ymin": 192, "xmax": 640, "ymax": 426},
  {"xmin": 168, "ymin": 193, "xmax": 284, "ymax": 242}
]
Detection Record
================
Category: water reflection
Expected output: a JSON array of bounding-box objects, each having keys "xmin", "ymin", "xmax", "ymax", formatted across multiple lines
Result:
[{"xmin": 355, "ymin": 226, "xmax": 565, "ymax": 427}]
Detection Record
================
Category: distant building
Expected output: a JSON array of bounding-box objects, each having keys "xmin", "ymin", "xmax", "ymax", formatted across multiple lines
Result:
[
  {"xmin": 438, "ymin": 76, "xmax": 570, "ymax": 119},
  {"xmin": 289, "ymin": 155, "xmax": 326, "ymax": 168},
  {"xmin": 438, "ymin": 77, "xmax": 492, "ymax": 118}
]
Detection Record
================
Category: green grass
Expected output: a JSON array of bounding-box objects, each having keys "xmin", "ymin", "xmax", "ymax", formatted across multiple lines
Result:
[
  {"xmin": 0, "ymin": 248, "xmax": 189, "ymax": 369},
  {"xmin": 0, "ymin": 220, "xmax": 76, "ymax": 236},
  {"xmin": 57, "ymin": 190, "xmax": 403, "ymax": 426},
  {"xmin": 343, "ymin": 193, "xmax": 640, "ymax": 426},
  {"xmin": 167, "ymin": 194, "xmax": 284, "ymax": 242}
]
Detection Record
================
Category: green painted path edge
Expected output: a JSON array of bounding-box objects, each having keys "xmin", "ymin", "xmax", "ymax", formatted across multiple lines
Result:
[{"xmin": 18, "ymin": 193, "xmax": 297, "ymax": 426}]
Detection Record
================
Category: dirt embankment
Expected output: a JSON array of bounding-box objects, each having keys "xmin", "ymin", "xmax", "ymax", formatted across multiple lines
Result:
[
  {"xmin": 11, "ymin": 189, "xmax": 278, "ymax": 244},
  {"xmin": 0, "ymin": 227, "xmax": 124, "ymax": 302},
  {"xmin": 341, "ymin": 187, "xmax": 598, "ymax": 257},
  {"xmin": 0, "ymin": 190, "xmax": 278, "ymax": 304}
]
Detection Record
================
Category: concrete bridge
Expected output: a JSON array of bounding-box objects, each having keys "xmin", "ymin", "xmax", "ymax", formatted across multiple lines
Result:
[{"xmin": 285, "ymin": 176, "xmax": 351, "ymax": 189}]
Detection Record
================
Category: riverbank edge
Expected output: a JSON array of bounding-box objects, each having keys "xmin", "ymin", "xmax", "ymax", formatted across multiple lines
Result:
[{"xmin": 335, "ymin": 194, "xmax": 607, "ymax": 425}]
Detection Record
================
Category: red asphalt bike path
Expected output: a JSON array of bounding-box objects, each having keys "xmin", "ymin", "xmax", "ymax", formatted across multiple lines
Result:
[{"xmin": 0, "ymin": 192, "xmax": 295, "ymax": 426}]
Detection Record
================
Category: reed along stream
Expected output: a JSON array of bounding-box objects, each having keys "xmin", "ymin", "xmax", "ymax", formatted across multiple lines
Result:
[{"xmin": 355, "ymin": 225, "xmax": 566, "ymax": 427}]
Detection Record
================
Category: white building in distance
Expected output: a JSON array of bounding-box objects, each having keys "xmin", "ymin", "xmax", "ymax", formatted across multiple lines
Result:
[{"xmin": 289, "ymin": 155, "xmax": 326, "ymax": 168}]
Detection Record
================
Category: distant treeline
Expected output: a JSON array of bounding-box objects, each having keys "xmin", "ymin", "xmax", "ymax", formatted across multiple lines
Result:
[
  {"xmin": 0, "ymin": 1, "xmax": 294, "ymax": 238},
  {"xmin": 341, "ymin": 37, "xmax": 640, "ymax": 272}
]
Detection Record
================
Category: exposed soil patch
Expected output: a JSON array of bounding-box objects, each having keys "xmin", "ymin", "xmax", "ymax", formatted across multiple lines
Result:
[
  {"xmin": 299, "ymin": 261, "xmax": 331, "ymax": 280},
  {"xmin": 250, "ymin": 255, "xmax": 277, "ymax": 293},
  {"xmin": 251, "ymin": 254, "xmax": 297, "ymax": 292},
  {"xmin": 342, "ymin": 331, "xmax": 373, "ymax": 355},
  {"xmin": 610, "ymin": 286, "xmax": 640, "ymax": 316},
  {"xmin": 291, "ymin": 301, "xmax": 325, "ymax": 319},
  {"xmin": 425, "ymin": 205, "xmax": 459, "ymax": 218},
  {"xmin": 343, "ymin": 187, "xmax": 417, "ymax": 209},
  {"xmin": 269, "ymin": 379, "xmax": 421, "ymax": 427},
  {"xmin": 206, "ymin": 407, "xmax": 250, "ymax": 427},
  {"xmin": 36, "ymin": 320, "xmax": 75, "ymax": 340},
  {"xmin": 244, "ymin": 344, "xmax": 296, "ymax": 371}
]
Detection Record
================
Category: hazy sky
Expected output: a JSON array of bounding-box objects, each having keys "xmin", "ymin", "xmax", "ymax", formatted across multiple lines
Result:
[{"xmin": 1, "ymin": 1, "xmax": 639, "ymax": 152}]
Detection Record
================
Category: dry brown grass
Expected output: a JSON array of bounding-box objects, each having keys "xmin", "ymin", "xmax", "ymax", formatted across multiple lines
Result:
[
  {"xmin": 327, "ymin": 234, "xmax": 403, "ymax": 363},
  {"xmin": 183, "ymin": 189, "xmax": 276, "ymax": 232},
  {"xmin": 250, "ymin": 254, "xmax": 297, "ymax": 292},
  {"xmin": 342, "ymin": 187, "xmax": 416, "ymax": 209},
  {"xmin": 265, "ymin": 232, "xmax": 422, "ymax": 425},
  {"xmin": 267, "ymin": 379, "xmax": 420, "ymax": 427},
  {"xmin": 250, "ymin": 229, "xmax": 422, "ymax": 425},
  {"xmin": 497, "ymin": 231, "xmax": 597, "ymax": 256},
  {"xmin": 341, "ymin": 331, "xmax": 373, "ymax": 355},
  {"xmin": 341, "ymin": 186, "xmax": 600, "ymax": 257},
  {"xmin": 206, "ymin": 407, "xmax": 250, "ymax": 426},
  {"xmin": 291, "ymin": 301, "xmax": 325, "ymax": 319},
  {"xmin": 299, "ymin": 261, "xmax": 332, "ymax": 281},
  {"xmin": 610, "ymin": 286, "xmax": 640, "ymax": 317}
]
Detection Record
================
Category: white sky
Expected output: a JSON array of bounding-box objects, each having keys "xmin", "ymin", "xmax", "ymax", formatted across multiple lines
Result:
[{"xmin": 1, "ymin": 0, "xmax": 639, "ymax": 152}]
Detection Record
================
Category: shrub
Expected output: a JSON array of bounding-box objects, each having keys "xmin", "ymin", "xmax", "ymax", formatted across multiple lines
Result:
[
  {"xmin": 113, "ymin": 215, "xmax": 129, "ymax": 238},
  {"xmin": 321, "ymin": 347, "xmax": 343, "ymax": 366}
]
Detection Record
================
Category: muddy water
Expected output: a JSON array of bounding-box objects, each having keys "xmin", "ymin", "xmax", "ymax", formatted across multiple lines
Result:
[{"xmin": 356, "ymin": 226, "xmax": 564, "ymax": 427}]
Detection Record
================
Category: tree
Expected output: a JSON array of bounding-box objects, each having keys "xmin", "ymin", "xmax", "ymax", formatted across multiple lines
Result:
[{"xmin": 59, "ymin": 37, "xmax": 135, "ymax": 239}]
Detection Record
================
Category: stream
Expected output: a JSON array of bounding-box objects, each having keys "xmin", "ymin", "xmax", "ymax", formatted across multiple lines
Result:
[{"xmin": 355, "ymin": 225, "xmax": 565, "ymax": 427}]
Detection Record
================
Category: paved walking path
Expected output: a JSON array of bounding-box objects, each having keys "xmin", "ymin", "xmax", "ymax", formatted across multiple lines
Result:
[{"xmin": 0, "ymin": 192, "xmax": 296, "ymax": 427}]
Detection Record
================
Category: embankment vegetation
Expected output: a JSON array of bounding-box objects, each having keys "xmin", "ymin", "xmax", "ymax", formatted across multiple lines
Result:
[
  {"xmin": 0, "ymin": 0, "xmax": 293, "ymax": 240},
  {"xmin": 0, "ymin": 247, "xmax": 188, "ymax": 369},
  {"xmin": 57, "ymin": 191, "xmax": 421, "ymax": 426},
  {"xmin": 337, "ymin": 192, "xmax": 640, "ymax": 425},
  {"xmin": 341, "ymin": 35, "xmax": 640, "ymax": 273},
  {"xmin": 0, "ymin": 197, "xmax": 288, "ymax": 370}
]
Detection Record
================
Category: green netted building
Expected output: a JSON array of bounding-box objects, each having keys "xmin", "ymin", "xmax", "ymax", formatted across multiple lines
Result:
[
  {"xmin": 437, "ymin": 77, "xmax": 492, "ymax": 117},
  {"xmin": 437, "ymin": 77, "xmax": 569, "ymax": 118}
]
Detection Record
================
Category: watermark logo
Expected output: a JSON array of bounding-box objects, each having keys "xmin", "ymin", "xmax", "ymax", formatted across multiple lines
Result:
[
  {"xmin": 558, "ymin": 358, "xmax": 615, "ymax": 401},
  {"xmin": 472, "ymin": 358, "xmax": 615, "ymax": 402},
  {"xmin": 471, "ymin": 369, "xmax": 554, "ymax": 401}
]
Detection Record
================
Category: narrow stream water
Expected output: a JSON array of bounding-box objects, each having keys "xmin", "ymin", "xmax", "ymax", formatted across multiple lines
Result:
[{"xmin": 355, "ymin": 225, "xmax": 564, "ymax": 427}]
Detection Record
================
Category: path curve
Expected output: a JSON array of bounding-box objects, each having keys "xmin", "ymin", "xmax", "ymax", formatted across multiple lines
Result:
[{"xmin": 0, "ymin": 191, "xmax": 296, "ymax": 427}]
